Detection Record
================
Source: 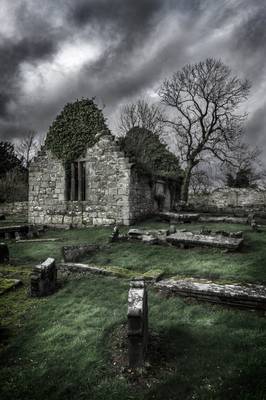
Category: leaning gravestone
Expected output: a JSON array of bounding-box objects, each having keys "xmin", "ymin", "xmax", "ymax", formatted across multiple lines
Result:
[
  {"xmin": 30, "ymin": 258, "xmax": 57, "ymax": 297},
  {"xmin": 127, "ymin": 279, "xmax": 148, "ymax": 368},
  {"xmin": 0, "ymin": 243, "xmax": 9, "ymax": 263}
]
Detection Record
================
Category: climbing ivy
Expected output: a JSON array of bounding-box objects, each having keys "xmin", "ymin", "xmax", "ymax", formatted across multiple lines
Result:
[
  {"xmin": 118, "ymin": 127, "xmax": 183, "ymax": 180},
  {"xmin": 45, "ymin": 98, "xmax": 109, "ymax": 161}
]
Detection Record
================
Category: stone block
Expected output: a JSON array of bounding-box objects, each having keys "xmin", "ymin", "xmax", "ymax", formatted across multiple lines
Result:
[
  {"xmin": 0, "ymin": 243, "xmax": 9, "ymax": 263},
  {"xmin": 30, "ymin": 258, "xmax": 57, "ymax": 297},
  {"xmin": 128, "ymin": 280, "xmax": 148, "ymax": 368}
]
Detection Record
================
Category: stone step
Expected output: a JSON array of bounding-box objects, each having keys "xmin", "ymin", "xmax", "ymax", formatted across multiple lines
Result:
[{"xmin": 155, "ymin": 278, "xmax": 266, "ymax": 310}]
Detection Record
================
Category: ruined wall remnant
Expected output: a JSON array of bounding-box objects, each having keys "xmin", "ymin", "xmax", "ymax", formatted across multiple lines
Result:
[
  {"xmin": 127, "ymin": 280, "xmax": 148, "ymax": 368},
  {"xmin": 30, "ymin": 258, "xmax": 57, "ymax": 297},
  {"xmin": 0, "ymin": 202, "xmax": 28, "ymax": 216},
  {"xmin": 29, "ymin": 134, "xmax": 179, "ymax": 227},
  {"xmin": 188, "ymin": 188, "xmax": 266, "ymax": 216}
]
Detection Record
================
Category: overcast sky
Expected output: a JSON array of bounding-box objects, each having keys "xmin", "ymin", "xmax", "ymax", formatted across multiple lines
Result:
[{"xmin": 0, "ymin": 0, "xmax": 265, "ymax": 156}]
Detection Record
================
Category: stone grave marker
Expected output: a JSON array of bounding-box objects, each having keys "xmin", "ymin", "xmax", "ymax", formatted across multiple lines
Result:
[
  {"xmin": 0, "ymin": 243, "xmax": 9, "ymax": 263},
  {"xmin": 127, "ymin": 279, "xmax": 148, "ymax": 368},
  {"xmin": 30, "ymin": 258, "xmax": 57, "ymax": 297}
]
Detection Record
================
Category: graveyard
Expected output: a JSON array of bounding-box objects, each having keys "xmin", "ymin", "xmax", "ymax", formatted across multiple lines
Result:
[{"xmin": 1, "ymin": 211, "xmax": 266, "ymax": 400}]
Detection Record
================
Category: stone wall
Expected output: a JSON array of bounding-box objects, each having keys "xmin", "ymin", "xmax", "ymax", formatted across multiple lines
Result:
[
  {"xmin": 28, "ymin": 134, "xmax": 180, "ymax": 226},
  {"xmin": 84, "ymin": 135, "xmax": 132, "ymax": 225},
  {"xmin": 188, "ymin": 188, "xmax": 266, "ymax": 215},
  {"xmin": 0, "ymin": 201, "xmax": 28, "ymax": 215},
  {"xmin": 29, "ymin": 135, "xmax": 132, "ymax": 226},
  {"xmin": 129, "ymin": 168, "xmax": 155, "ymax": 221}
]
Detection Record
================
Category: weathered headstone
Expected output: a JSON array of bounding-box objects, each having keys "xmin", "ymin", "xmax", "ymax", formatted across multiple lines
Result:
[
  {"xmin": 27, "ymin": 230, "xmax": 35, "ymax": 239},
  {"xmin": 15, "ymin": 231, "xmax": 22, "ymax": 241},
  {"xmin": 110, "ymin": 226, "xmax": 119, "ymax": 242},
  {"xmin": 62, "ymin": 244, "xmax": 99, "ymax": 262},
  {"xmin": 30, "ymin": 258, "xmax": 57, "ymax": 297},
  {"xmin": 0, "ymin": 243, "xmax": 9, "ymax": 263},
  {"xmin": 127, "ymin": 279, "xmax": 148, "ymax": 368}
]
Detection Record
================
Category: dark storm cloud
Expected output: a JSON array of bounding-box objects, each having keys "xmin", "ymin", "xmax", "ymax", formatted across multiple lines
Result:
[
  {"xmin": 0, "ymin": 0, "xmax": 265, "ymax": 152},
  {"xmin": 0, "ymin": 35, "xmax": 56, "ymax": 116}
]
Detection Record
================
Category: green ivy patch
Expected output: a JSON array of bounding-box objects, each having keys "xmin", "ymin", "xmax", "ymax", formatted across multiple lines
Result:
[{"xmin": 45, "ymin": 98, "xmax": 110, "ymax": 161}]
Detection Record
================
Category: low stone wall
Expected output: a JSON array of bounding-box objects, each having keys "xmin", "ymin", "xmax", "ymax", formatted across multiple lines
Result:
[
  {"xmin": 0, "ymin": 201, "xmax": 28, "ymax": 215},
  {"xmin": 188, "ymin": 188, "xmax": 266, "ymax": 216}
]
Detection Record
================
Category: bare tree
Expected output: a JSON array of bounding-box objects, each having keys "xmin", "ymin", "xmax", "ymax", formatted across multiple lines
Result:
[
  {"xmin": 16, "ymin": 131, "xmax": 40, "ymax": 169},
  {"xmin": 190, "ymin": 166, "xmax": 211, "ymax": 195},
  {"xmin": 159, "ymin": 58, "xmax": 250, "ymax": 202},
  {"xmin": 221, "ymin": 143, "xmax": 266, "ymax": 188},
  {"xmin": 119, "ymin": 99, "xmax": 165, "ymax": 136}
]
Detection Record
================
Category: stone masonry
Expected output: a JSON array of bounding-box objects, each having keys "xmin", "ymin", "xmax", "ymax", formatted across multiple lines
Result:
[
  {"xmin": 188, "ymin": 187, "xmax": 266, "ymax": 216},
  {"xmin": 28, "ymin": 134, "xmax": 176, "ymax": 226}
]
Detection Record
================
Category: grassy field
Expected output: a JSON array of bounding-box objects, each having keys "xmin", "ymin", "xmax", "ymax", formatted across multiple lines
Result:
[
  {"xmin": 3, "ymin": 218, "xmax": 266, "ymax": 284},
  {"xmin": 1, "ymin": 276, "xmax": 266, "ymax": 400},
  {"xmin": 1, "ymin": 216, "xmax": 266, "ymax": 399}
]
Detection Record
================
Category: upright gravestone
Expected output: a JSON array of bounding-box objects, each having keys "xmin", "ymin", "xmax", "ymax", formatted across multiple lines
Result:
[
  {"xmin": 0, "ymin": 243, "xmax": 9, "ymax": 263},
  {"xmin": 127, "ymin": 279, "xmax": 148, "ymax": 368},
  {"xmin": 30, "ymin": 258, "xmax": 57, "ymax": 297}
]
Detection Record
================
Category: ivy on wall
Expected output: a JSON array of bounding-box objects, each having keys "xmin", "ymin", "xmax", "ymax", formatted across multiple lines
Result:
[
  {"xmin": 45, "ymin": 98, "xmax": 109, "ymax": 161},
  {"xmin": 118, "ymin": 127, "xmax": 183, "ymax": 181}
]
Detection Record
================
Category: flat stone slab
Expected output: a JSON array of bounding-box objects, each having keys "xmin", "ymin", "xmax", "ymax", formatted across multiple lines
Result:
[
  {"xmin": 166, "ymin": 231, "xmax": 243, "ymax": 250},
  {"xmin": 128, "ymin": 229, "xmax": 168, "ymax": 243},
  {"xmin": 155, "ymin": 278, "xmax": 266, "ymax": 310},
  {"xmin": 16, "ymin": 238, "xmax": 60, "ymax": 243},
  {"xmin": 0, "ymin": 278, "xmax": 22, "ymax": 295},
  {"xmin": 159, "ymin": 212, "xmax": 200, "ymax": 223},
  {"xmin": 0, "ymin": 225, "xmax": 31, "ymax": 233},
  {"xmin": 58, "ymin": 262, "xmax": 112, "ymax": 276},
  {"xmin": 0, "ymin": 224, "xmax": 41, "ymax": 239},
  {"xmin": 199, "ymin": 216, "xmax": 247, "ymax": 224}
]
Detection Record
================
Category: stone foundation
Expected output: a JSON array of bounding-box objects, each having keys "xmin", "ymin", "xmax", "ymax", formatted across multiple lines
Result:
[
  {"xmin": 188, "ymin": 188, "xmax": 266, "ymax": 216},
  {"xmin": 30, "ymin": 258, "xmax": 57, "ymax": 297}
]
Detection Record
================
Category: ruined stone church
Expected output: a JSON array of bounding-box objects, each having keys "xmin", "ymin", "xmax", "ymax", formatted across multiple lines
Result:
[{"xmin": 28, "ymin": 100, "xmax": 181, "ymax": 227}]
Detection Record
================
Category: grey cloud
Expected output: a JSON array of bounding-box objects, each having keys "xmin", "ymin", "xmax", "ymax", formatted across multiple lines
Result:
[{"xmin": 0, "ymin": 0, "xmax": 265, "ymax": 153}]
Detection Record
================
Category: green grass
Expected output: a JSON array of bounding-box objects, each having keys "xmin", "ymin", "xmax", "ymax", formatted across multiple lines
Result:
[
  {"xmin": 2, "ymin": 219, "xmax": 266, "ymax": 284},
  {"xmin": 1, "ymin": 218, "xmax": 266, "ymax": 399},
  {"xmin": 0, "ymin": 276, "xmax": 265, "ymax": 400}
]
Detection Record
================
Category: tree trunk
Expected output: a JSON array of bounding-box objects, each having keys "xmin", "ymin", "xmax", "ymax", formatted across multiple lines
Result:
[{"xmin": 180, "ymin": 164, "xmax": 193, "ymax": 203}]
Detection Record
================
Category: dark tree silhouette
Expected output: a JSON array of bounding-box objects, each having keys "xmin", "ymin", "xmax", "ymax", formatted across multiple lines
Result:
[{"xmin": 159, "ymin": 58, "xmax": 250, "ymax": 202}]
